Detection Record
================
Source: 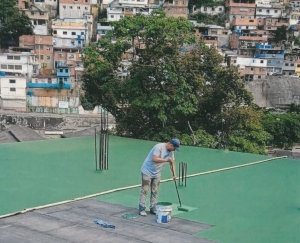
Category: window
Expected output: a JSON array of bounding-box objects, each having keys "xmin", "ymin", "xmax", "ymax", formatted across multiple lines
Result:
[
  {"xmin": 40, "ymin": 55, "xmax": 44, "ymax": 60},
  {"xmin": 85, "ymin": 7, "xmax": 88, "ymax": 10},
  {"xmin": 72, "ymin": 32, "xmax": 76, "ymax": 35},
  {"xmin": 60, "ymin": 69, "xmax": 63, "ymax": 72},
  {"xmin": 258, "ymin": 9, "xmax": 262, "ymax": 12},
  {"xmin": 70, "ymin": 6, "xmax": 73, "ymax": 9},
  {"xmin": 204, "ymin": 7, "xmax": 207, "ymax": 11},
  {"xmin": 258, "ymin": 76, "xmax": 261, "ymax": 79},
  {"xmin": 266, "ymin": 10, "xmax": 270, "ymax": 13},
  {"xmin": 63, "ymin": 31, "xmax": 67, "ymax": 35},
  {"xmin": 260, "ymin": 60, "xmax": 263, "ymax": 63},
  {"xmin": 64, "ymin": 78, "xmax": 68, "ymax": 81},
  {"xmin": 251, "ymin": 68, "xmax": 254, "ymax": 71},
  {"xmin": 289, "ymin": 72, "xmax": 293, "ymax": 75},
  {"xmin": 59, "ymin": 77, "xmax": 63, "ymax": 82},
  {"xmin": 40, "ymin": 12, "xmax": 44, "ymax": 15},
  {"xmin": 7, "ymin": 56, "xmax": 13, "ymax": 60},
  {"xmin": 65, "ymin": 69, "xmax": 69, "ymax": 73},
  {"xmin": 219, "ymin": 7, "xmax": 222, "ymax": 11},
  {"xmin": 81, "ymin": 32, "xmax": 84, "ymax": 35},
  {"xmin": 85, "ymin": 0, "xmax": 88, "ymax": 2},
  {"xmin": 53, "ymin": 30, "xmax": 57, "ymax": 34},
  {"xmin": 275, "ymin": 10, "xmax": 278, "ymax": 13},
  {"xmin": 110, "ymin": 15, "xmax": 114, "ymax": 18},
  {"xmin": 59, "ymin": 53, "xmax": 63, "ymax": 57},
  {"xmin": 283, "ymin": 72, "xmax": 286, "ymax": 75},
  {"xmin": 15, "ymin": 65, "xmax": 22, "ymax": 70},
  {"xmin": 47, "ymin": 56, "xmax": 50, "ymax": 60},
  {"xmin": 285, "ymin": 63, "xmax": 289, "ymax": 66},
  {"xmin": 233, "ymin": 60, "xmax": 237, "ymax": 63},
  {"xmin": 212, "ymin": 7, "xmax": 215, "ymax": 11},
  {"xmin": 63, "ymin": 5, "xmax": 66, "ymax": 8},
  {"xmin": 8, "ymin": 65, "xmax": 14, "ymax": 69},
  {"xmin": 14, "ymin": 56, "xmax": 21, "ymax": 60},
  {"xmin": 10, "ymin": 88, "xmax": 16, "ymax": 92},
  {"xmin": 47, "ymin": 46, "xmax": 51, "ymax": 50},
  {"xmin": 77, "ymin": 6, "xmax": 80, "ymax": 9},
  {"xmin": 9, "ymin": 80, "xmax": 16, "ymax": 83},
  {"xmin": 291, "ymin": 63, "xmax": 295, "ymax": 66},
  {"xmin": 31, "ymin": 11, "xmax": 34, "ymax": 15},
  {"xmin": 1, "ymin": 64, "xmax": 7, "ymax": 69}
]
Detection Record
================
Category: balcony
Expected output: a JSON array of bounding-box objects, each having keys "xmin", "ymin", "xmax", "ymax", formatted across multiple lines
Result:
[
  {"xmin": 27, "ymin": 83, "xmax": 71, "ymax": 89},
  {"xmin": 254, "ymin": 53, "xmax": 284, "ymax": 58}
]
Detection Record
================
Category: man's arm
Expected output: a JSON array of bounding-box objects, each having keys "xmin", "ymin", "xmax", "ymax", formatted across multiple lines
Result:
[{"xmin": 152, "ymin": 155, "xmax": 172, "ymax": 163}]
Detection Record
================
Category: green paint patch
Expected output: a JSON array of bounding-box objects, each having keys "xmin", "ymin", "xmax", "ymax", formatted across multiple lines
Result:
[{"xmin": 171, "ymin": 204, "xmax": 197, "ymax": 216}]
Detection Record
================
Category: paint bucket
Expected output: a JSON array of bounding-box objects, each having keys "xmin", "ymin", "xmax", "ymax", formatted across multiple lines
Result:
[{"xmin": 156, "ymin": 202, "xmax": 172, "ymax": 224}]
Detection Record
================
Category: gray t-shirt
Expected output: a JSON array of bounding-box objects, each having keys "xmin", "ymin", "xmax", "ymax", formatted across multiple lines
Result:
[{"xmin": 141, "ymin": 143, "xmax": 175, "ymax": 178}]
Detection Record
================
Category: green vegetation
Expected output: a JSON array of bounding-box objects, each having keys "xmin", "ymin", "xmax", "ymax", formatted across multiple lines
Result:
[
  {"xmin": 190, "ymin": 12, "xmax": 226, "ymax": 26},
  {"xmin": 82, "ymin": 11, "xmax": 300, "ymax": 154},
  {"xmin": 98, "ymin": 7, "xmax": 107, "ymax": 21},
  {"xmin": 189, "ymin": 0, "xmax": 225, "ymax": 8},
  {"xmin": 0, "ymin": 0, "xmax": 33, "ymax": 47}
]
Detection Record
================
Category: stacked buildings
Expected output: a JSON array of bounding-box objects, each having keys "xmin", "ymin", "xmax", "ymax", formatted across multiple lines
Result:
[{"xmin": 1, "ymin": 0, "xmax": 300, "ymax": 112}]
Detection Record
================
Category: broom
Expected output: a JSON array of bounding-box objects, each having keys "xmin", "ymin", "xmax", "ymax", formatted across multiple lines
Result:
[{"xmin": 171, "ymin": 164, "xmax": 189, "ymax": 212}]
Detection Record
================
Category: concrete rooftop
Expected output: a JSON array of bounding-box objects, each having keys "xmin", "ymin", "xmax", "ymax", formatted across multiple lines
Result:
[{"xmin": 0, "ymin": 135, "xmax": 299, "ymax": 243}]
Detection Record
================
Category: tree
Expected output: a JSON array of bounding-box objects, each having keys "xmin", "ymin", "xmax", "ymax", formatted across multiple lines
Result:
[
  {"xmin": 274, "ymin": 25, "xmax": 288, "ymax": 43},
  {"xmin": 262, "ymin": 113, "xmax": 300, "ymax": 149},
  {"xmin": 82, "ymin": 11, "xmax": 266, "ymax": 154},
  {"xmin": 0, "ymin": 0, "xmax": 33, "ymax": 48}
]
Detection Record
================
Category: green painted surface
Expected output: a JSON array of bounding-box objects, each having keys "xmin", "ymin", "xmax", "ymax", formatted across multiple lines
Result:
[
  {"xmin": 97, "ymin": 159, "xmax": 300, "ymax": 243},
  {"xmin": 1, "ymin": 135, "xmax": 299, "ymax": 243}
]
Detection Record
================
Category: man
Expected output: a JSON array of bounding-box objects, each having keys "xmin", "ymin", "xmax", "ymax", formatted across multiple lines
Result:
[{"xmin": 138, "ymin": 138, "xmax": 180, "ymax": 216}]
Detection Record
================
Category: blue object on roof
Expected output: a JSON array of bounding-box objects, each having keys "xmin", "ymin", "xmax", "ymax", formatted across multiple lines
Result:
[
  {"xmin": 27, "ymin": 91, "xmax": 34, "ymax": 96},
  {"xmin": 0, "ymin": 72, "xmax": 6, "ymax": 76}
]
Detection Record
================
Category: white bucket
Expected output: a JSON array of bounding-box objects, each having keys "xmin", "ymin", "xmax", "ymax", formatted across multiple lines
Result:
[{"xmin": 156, "ymin": 202, "xmax": 172, "ymax": 224}]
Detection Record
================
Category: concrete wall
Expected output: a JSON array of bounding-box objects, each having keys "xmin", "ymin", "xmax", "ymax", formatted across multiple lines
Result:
[
  {"xmin": 0, "ymin": 113, "xmax": 115, "ymax": 130},
  {"xmin": 245, "ymin": 76, "xmax": 300, "ymax": 107}
]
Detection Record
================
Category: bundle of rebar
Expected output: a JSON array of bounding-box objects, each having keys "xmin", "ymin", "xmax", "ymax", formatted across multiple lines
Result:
[
  {"xmin": 179, "ymin": 162, "xmax": 187, "ymax": 186},
  {"xmin": 95, "ymin": 108, "xmax": 109, "ymax": 171}
]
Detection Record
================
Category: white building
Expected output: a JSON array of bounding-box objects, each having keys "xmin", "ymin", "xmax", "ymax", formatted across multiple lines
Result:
[
  {"xmin": 52, "ymin": 18, "xmax": 92, "ymax": 45},
  {"xmin": 33, "ymin": 0, "xmax": 58, "ymax": 7},
  {"xmin": 0, "ymin": 75, "xmax": 27, "ymax": 111},
  {"xmin": 234, "ymin": 57, "xmax": 268, "ymax": 68},
  {"xmin": 107, "ymin": 0, "xmax": 157, "ymax": 22},
  {"xmin": 199, "ymin": 6, "xmax": 225, "ymax": 15},
  {"xmin": 256, "ymin": 2, "xmax": 282, "ymax": 18},
  {"xmin": 0, "ymin": 53, "xmax": 39, "ymax": 78},
  {"xmin": 97, "ymin": 22, "xmax": 113, "ymax": 40},
  {"xmin": 59, "ymin": 0, "xmax": 91, "ymax": 19}
]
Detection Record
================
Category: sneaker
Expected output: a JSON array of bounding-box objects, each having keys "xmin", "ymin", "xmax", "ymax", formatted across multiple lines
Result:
[
  {"xmin": 139, "ymin": 210, "xmax": 147, "ymax": 216},
  {"xmin": 149, "ymin": 208, "xmax": 157, "ymax": 215}
]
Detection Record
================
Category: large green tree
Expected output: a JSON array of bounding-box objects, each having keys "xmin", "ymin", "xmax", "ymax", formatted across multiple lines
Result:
[
  {"xmin": 82, "ymin": 10, "xmax": 268, "ymax": 154},
  {"xmin": 0, "ymin": 0, "xmax": 33, "ymax": 47}
]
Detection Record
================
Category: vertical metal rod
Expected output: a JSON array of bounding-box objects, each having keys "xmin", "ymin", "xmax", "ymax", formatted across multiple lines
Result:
[
  {"xmin": 178, "ymin": 162, "xmax": 181, "ymax": 185},
  {"xmin": 99, "ymin": 109, "xmax": 102, "ymax": 170},
  {"xmin": 184, "ymin": 163, "xmax": 187, "ymax": 187},
  {"xmin": 95, "ymin": 127, "xmax": 97, "ymax": 170},
  {"xmin": 105, "ymin": 110, "xmax": 109, "ymax": 170},
  {"xmin": 181, "ymin": 162, "xmax": 184, "ymax": 185}
]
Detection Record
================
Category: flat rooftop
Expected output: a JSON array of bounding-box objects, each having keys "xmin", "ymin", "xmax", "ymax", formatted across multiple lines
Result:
[{"xmin": 0, "ymin": 135, "xmax": 299, "ymax": 243}]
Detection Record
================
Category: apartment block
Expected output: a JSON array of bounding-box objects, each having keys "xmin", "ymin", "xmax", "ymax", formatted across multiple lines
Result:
[
  {"xmin": 228, "ymin": 56, "xmax": 268, "ymax": 80},
  {"xmin": 231, "ymin": 18, "xmax": 258, "ymax": 29},
  {"xmin": 163, "ymin": 0, "xmax": 189, "ymax": 19},
  {"xmin": 97, "ymin": 22, "xmax": 113, "ymax": 40},
  {"xmin": 225, "ymin": 0, "xmax": 256, "ymax": 23},
  {"xmin": 59, "ymin": 0, "xmax": 91, "ymax": 19},
  {"xmin": 254, "ymin": 44, "xmax": 284, "ymax": 74},
  {"xmin": 21, "ymin": 4, "xmax": 50, "ymax": 35},
  {"xmin": 0, "ymin": 53, "xmax": 39, "ymax": 78},
  {"xmin": 0, "ymin": 75, "xmax": 27, "ymax": 111},
  {"xmin": 19, "ymin": 35, "xmax": 54, "ymax": 71},
  {"xmin": 256, "ymin": 2, "xmax": 283, "ymax": 18},
  {"xmin": 199, "ymin": 6, "xmax": 225, "ymax": 15}
]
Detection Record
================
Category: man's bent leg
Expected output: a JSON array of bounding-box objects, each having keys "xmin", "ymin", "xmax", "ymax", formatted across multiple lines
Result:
[
  {"xmin": 139, "ymin": 173, "xmax": 151, "ymax": 212},
  {"xmin": 150, "ymin": 176, "xmax": 161, "ymax": 212}
]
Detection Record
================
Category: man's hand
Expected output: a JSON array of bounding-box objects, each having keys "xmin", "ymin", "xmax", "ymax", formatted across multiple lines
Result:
[{"xmin": 167, "ymin": 157, "xmax": 174, "ymax": 164}]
